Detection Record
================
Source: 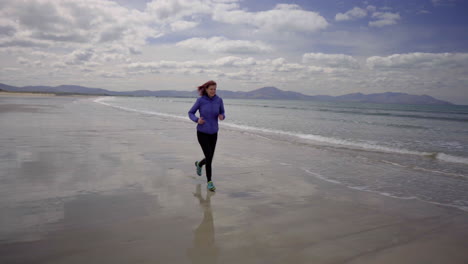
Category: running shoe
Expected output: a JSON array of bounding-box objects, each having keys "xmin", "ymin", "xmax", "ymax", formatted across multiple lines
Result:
[
  {"xmin": 195, "ymin": 161, "xmax": 202, "ymax": 176},
  {"xmin": 207, "ymin": 181, "xmax": 216, "ymax": 191}
]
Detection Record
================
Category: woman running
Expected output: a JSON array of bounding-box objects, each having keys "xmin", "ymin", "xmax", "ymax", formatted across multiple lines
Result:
[{"xmin": 188, "ymin": 80, "xmax": 225, "ymax": 191}]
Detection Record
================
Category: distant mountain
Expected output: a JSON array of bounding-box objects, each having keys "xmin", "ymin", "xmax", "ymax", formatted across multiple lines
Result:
[
  {"xmin": 0, "ymin": 83, "xmax": 112, "ymax": 96},
  {"xmin": 218, "ymin": 87, "xmax": 452, "ymax": 105},
  {"xmin": 217, "ymin": 86, "xmax": 310, "ymax": 100},
  {"xmin": 0, "ymin": 83, "xmax": 197, "ymax": 97},
  {"xmin": 0, "ymin": 83, "xmax": 17, "ymax": 91},
  {"xmin": 330, "ymin": 92, "xmax": 451, "ymax": 105},
  {"xmin": 0, "ymin": 83, "xmax": 454, "ymax": 105}
]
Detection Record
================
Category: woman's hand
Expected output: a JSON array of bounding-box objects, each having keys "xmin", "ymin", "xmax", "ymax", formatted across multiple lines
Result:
[
  {"xmin": 218, "ymin": 114, "xmax": 224, "ymax": 120},
  {"xmin": 198, "ymin": 117, "xmax": 205, "ymax": 124}
]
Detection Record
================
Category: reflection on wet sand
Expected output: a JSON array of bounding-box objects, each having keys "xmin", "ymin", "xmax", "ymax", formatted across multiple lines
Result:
[{"xmin": 187, "ymin": 184, "xmax": 219, "ymax": 264}]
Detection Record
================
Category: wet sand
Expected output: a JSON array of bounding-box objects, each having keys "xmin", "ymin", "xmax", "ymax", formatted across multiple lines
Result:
[{"xmin": 1, "ymin": 95, "xmax": 467, "ymax": 264}]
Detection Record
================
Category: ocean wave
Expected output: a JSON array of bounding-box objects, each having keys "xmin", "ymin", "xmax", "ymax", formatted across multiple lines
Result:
[
  {"xmin": 315, "ymin": 109, "xmax": 468, "ymax": 122},
  {"xmin": 224, "ymin": 102, "xmax": 468, "ymax": 122},
  {"xmin": 221, "ymin": 125, "xmax": 468, "ymax": 165},
  {"xmin": 93, "ymin": 97, "xmax": 186, "ymax": 120},
  {"xmin": 320, "ymin": 118, "xmax": 431, "ymax": 130},
  {"xmin": 93, "ymin": 97, "xmax": 468, "ymax": 165},
  {"xmin": 436, "ymin": 153, "xmax": 468, "ymax": 165},
  {"xmin": 220, "ymin": 123, "xmax": 468, "ymax": 165}
]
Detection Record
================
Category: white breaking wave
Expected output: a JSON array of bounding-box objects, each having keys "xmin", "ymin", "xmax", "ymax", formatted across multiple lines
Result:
[
  {"xmin": 94, "ymin": 97, "xmax": 187, "ymax": 120},
  {"xmin": 93, "ymin": 97, "xmax": 468, "ymax": 165},
  {"xmin": 221, "ymin": 122, "xmax": 468, "ymax": 165},
  {"xmin": 221, "ymin": 122, "xmax": 431, "ymax": 155},
  {"xmin": 436, "ymin": 153, "xmax": 468, "ymax": 165}
]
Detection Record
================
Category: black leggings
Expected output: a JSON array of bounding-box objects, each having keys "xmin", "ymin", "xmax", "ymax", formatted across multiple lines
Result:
[{"xmin": 197, "ymin": 131, "xmax": 218, "ymax": 182}]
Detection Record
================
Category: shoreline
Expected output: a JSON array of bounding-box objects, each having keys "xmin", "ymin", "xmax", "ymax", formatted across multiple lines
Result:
[
  {"xmin": 0, "ymin": 91, "xmax": 100, "ymax": 97},
  {"xmin": 1, "ymin": 95, "xmax": 467, "ymax": 263}
]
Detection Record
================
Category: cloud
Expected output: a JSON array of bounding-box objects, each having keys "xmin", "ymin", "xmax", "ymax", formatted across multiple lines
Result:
[
  {"xmin": 212, "ymin": 3, "xmax": 328, "ymax": 33},
  {"xmin": 15, "ymin": 55, "xmax": 44, "ymax": 67},
  {"xmin": 17, "ymin": 56, "xmax": 28, "ymax": 65},
  {"xmin": 223, "ymin": 70, "xmax": 257, "ymax": 81},
  {"xmin": 127, "ymin": 57, "xmax": 259, "ymax": 72},
  {"xmin": 66, "ymin": 48, "xmax": 95, "ymax": 65},
  {"xmin": 369, "ymin": 12, "xmax": 401, "ymax": 27},
  {"xmin": 335, "ymin": 6, "xmax": 401, "ymax": 28},
  {"xmin": 0, "ymin": 24, "xmax": 16, "ymax": 37},
  {"xmin": 431, "ymin": 0, "xmax": 458, "ymax": 6},
  {"xmin": 417, "ymin": 10, "xmax": 431, "ymax": 14},
  {"xmin": 125, "ymin": 55, "xmax": 337, "ymax": 83},
  {"xmin": 176, "ymin": 36, "xmax": 273, "ymax": 54},
  {"xmin": 170, "ymin": 20, "xmax": 199, "ymax": 32},
  {"xmin": 335, "ymin": 7, "xmax": 367, "ymax": 21},
  {"xmin": 0, "ymin": 0, "xmax": 160, "ymax": 51},
  {"xmin": 145, "ymin": 0, "xmax": 213, "ymax": 22},
  {"xmin": 0, "ymin": 0, "xmax": 326, "ymax": 60},
  {"xmin": 366, "ymin": 52, "xmax": 468, "ymax": 70},
  {"xmin": 302, "ymin": 53, "xmax": 360, "ymax": 69},
  {"xmin": 146, "ymin": 0, "xmax": 330, "ymax": 35},
  {"xmin": 213, "ymin": 56, "xmax": 257, "ymax": 67},
  {"xmin": 366, "ymin": 5, "xmax": 377, "ymax": 13},
  {"xmin": 99, "ymin": 26, "xmax": 127, "ymax": 43},
  {"xmin": 127, "ymin": 60, "xmax": 208, "ymax": 72},
  {"xmin": 99, "ymin": 72, "xmax": 126, "ymax": 78},
  {"xmin": 0, "ymin": 38, "xmax": 50, "ymax": 48}
]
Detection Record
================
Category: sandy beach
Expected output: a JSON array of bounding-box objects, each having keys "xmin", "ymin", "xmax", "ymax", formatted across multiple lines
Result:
[{"xmin": 1, "ymin": 94, "xmax": 468, "ymax": 264}]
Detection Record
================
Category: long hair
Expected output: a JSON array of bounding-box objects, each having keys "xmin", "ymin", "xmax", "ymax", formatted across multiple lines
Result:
[{"xmin": 197, "ymin": 80, "xmax": 217, "ymax": 96}]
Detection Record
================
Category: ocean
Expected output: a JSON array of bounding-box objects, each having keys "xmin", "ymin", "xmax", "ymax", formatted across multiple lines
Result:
[{"xmin": 94, "ymin": 96, "xmax": 468, "ymax": 211}]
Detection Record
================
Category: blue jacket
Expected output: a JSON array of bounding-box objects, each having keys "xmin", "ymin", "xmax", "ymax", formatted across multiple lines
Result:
[{"xmin": 188, "ymin": 95, "xmax": 225, "ymax": 134}]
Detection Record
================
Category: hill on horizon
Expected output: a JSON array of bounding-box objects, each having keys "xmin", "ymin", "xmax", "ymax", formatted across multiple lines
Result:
[{"xmin": 0, "ymin": 82, "xmax": 454, "ymax": 105}]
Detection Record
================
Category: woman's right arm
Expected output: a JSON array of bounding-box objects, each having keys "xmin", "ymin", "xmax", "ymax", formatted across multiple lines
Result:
[{"xmin": 188, "ymin": 98, "xmax": 200, "ymax": 123}]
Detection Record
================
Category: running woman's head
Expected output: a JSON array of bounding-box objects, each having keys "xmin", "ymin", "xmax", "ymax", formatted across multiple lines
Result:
[{"xmin": 198, "ymin": 80, "xmax": 217, "ymax": 97}]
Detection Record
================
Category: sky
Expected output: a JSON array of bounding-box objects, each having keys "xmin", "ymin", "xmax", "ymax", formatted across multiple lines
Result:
[{"xmin": 0, "ymin": 0, "xmax": 467, "ymax": 104}]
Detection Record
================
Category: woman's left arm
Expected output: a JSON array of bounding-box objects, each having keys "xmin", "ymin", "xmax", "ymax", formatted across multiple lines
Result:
[{"xmin": 219, "ymin": 98, "xmax": 225, "ymax": 120}]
